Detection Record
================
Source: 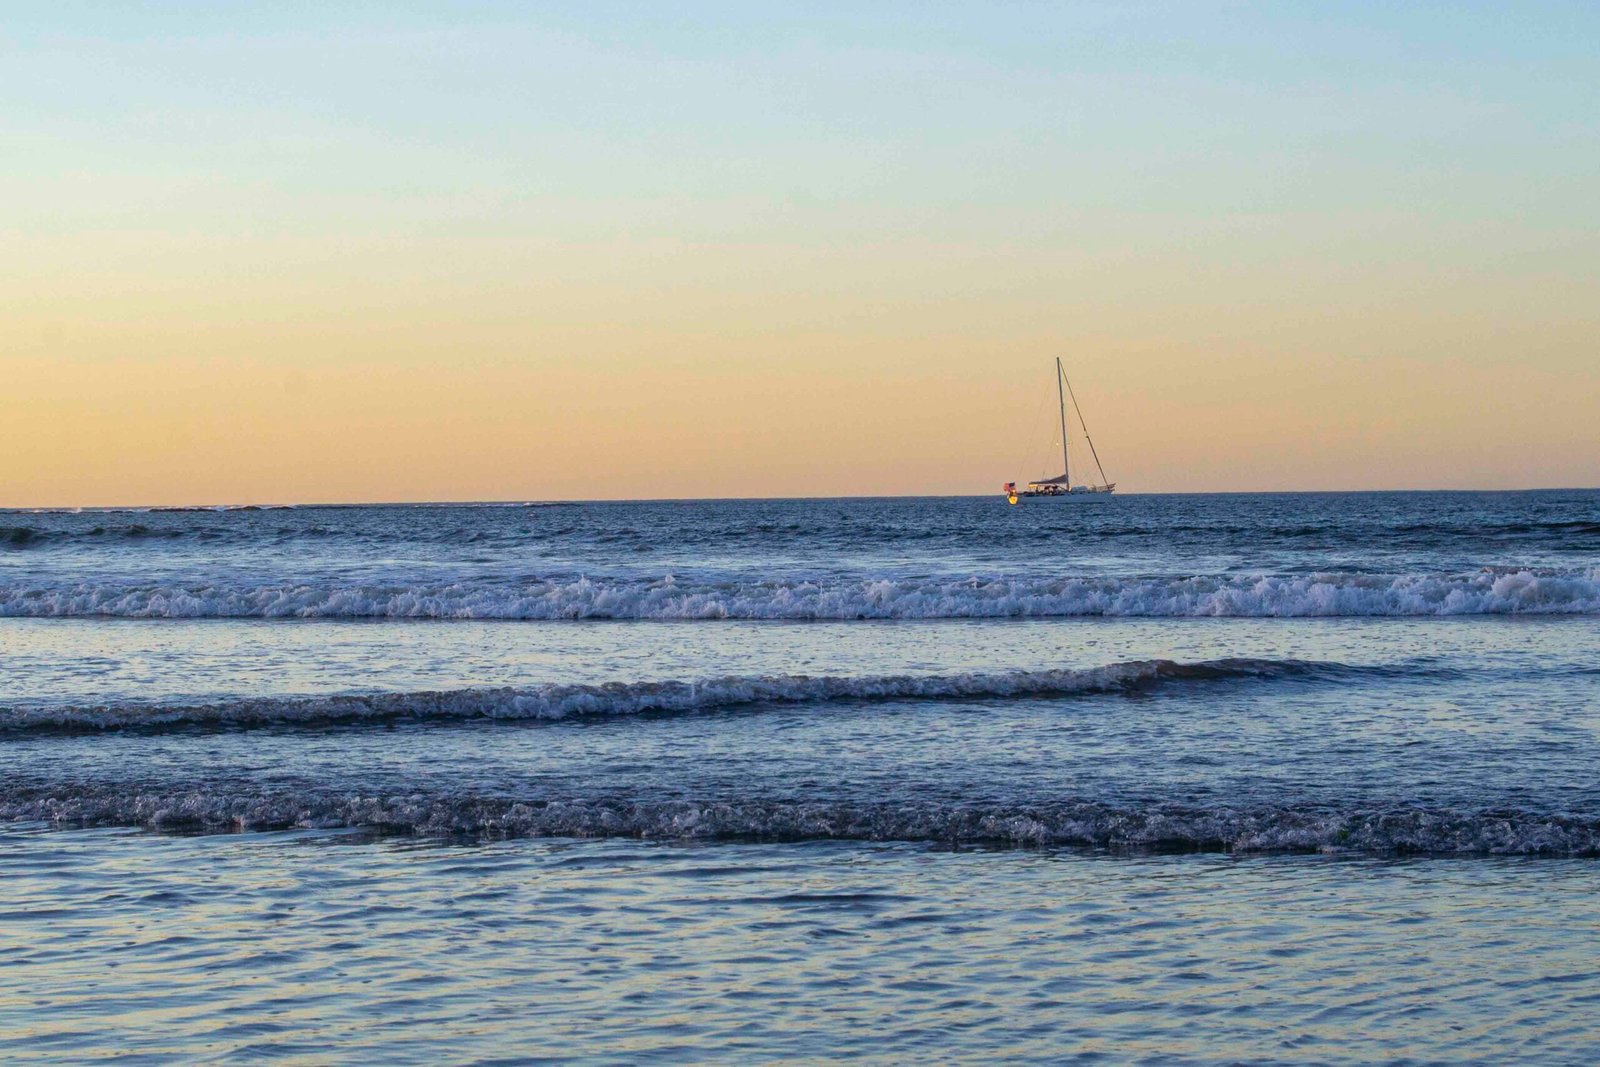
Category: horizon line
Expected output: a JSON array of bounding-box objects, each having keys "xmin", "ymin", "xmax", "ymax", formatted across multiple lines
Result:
[{"xmin": 5, "ymin": 486, "xmax": 1596, "ymax": 511}]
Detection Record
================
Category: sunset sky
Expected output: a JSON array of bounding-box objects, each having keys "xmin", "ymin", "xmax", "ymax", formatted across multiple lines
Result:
[{"xmin": 5, "ymin": 2, "xmax": 1597, "ymax": 505}]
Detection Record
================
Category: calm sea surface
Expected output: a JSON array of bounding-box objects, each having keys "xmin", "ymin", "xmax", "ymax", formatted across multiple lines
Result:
[{"xmin": 3, "ymin": 491, "xmax": 1598, "ymax": 1061}]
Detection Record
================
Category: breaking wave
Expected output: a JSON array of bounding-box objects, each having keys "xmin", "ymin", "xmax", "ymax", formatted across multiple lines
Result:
[
  {"xmin": 3, "ymin": 569, "xmax": 1598, "ymax": 618},
  {"xmin": 6, "ymin": 789, "xmax": 1598, "ymax": 855},
  {"xmin": 0, "ymin": 657, "xmax": 1334, "ymax": 732}
]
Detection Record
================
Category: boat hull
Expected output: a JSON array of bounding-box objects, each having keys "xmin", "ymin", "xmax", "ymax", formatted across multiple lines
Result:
[
  {"xmin": 1016, "ymin": 490, "xmax": 1114, "ymax": 499},
  {"xmin": 1007, "ymin": 483, "xmax": 1116, "ymax": 502}
]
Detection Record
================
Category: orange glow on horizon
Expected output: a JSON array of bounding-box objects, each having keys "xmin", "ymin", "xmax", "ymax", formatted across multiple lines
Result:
[{"xmin": 4, "ymin": 8, "xmax": 1597, "ymax": 506}]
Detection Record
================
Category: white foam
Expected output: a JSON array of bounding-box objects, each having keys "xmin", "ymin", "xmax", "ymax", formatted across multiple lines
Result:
[{"xmin": 1, "ymin": 569, "xmax": 1598, "ymax": 618}]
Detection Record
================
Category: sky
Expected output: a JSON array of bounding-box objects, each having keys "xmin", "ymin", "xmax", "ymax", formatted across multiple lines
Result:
[{"xmin": 4, "ymin": 1, "xmax": 1597, "ymax": 505}]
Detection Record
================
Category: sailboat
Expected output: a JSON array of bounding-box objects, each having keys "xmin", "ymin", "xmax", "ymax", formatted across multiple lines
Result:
[{"xmin": 1004, "ymin": 359, "xmax": 1116, "ymax": 502}]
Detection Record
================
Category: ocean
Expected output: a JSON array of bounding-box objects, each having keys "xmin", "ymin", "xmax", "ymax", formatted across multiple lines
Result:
[{"xmin": 3, "ymin": 491, "xmax": 1599, "ymax": 1062}]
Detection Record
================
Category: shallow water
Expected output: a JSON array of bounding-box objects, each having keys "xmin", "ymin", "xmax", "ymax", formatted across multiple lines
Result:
[
  {"xmin": 3, "ymin": 614, "xmax": 1598, "ymax": 852},
  {"xmin": 5, "ymin": 828, "xmax": 1600, "ymax": 1065}
]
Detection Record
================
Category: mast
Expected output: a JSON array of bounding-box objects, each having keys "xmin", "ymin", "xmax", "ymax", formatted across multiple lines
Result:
[
  {"xmin": 1055, "ymin": 358, "xmax": 1070, "ymax": 482},
  {"xmin": 1063, "ymin": 371, "xmax": 1110, "ymax": 488}
]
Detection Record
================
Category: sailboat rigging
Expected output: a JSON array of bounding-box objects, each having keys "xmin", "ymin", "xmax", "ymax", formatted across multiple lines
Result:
[{"xmin": 1004, "ymin": 359, "xmax": 1115, "ymax": 502}]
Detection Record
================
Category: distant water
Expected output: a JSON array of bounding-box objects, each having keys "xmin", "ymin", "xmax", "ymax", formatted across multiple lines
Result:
[
  {"xmin": 4, "ymin": 492, "xmax": 1597, "ymax": 619},
  {"xmin": 3, "ymin": 491, "xmax": 1599, "ymax": 1061}
]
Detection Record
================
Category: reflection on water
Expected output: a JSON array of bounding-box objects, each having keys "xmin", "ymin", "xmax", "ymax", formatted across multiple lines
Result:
[{"xmin": 3, "ymin": 827, "xmax": 1597, "ymax": 1064}]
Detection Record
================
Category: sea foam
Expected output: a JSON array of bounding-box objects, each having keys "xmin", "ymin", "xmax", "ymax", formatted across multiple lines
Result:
[
  {"xmin": 1, "ymin": 569, "xmax": 1597, "ymax": 618},
  {"xmin": 7, "ymin": 789, "xmax": 1596, "ymax": 855}
]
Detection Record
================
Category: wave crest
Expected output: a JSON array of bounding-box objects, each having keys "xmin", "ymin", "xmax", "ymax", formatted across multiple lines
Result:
[
  {"xmin": 7, "ymin": 790, "xmax": 1597, "ymax": 855},
  {"xmin": 0, "ymin": 657, "xmax": 1324, "ymax": 732},
  {"xmin": 2, "ymin": 569, "xmax": 1598, "ymax": 619}
]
